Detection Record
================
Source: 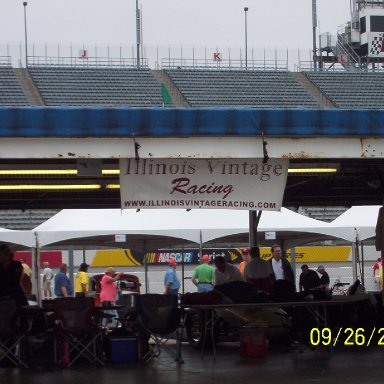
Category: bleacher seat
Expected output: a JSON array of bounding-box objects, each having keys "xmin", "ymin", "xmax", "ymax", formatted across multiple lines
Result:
[
  {"xmin": 304, "ymin": 71, "xmax": 384, "ymax": 109},
  {"xmin": 27, "ymin": 66, "xmax": 165, "ymax": 107},
  {"xmin": 0, "ymin": 66, "xmax": 29, "ymax": 106},
  {"xmin": 165, "ymin": 68, "xmax": 321, "ymax": 108}
]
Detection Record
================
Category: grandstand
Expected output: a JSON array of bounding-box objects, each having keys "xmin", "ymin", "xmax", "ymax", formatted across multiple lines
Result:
[
  {"xmin": 0, "ymin": 209, "xmax": 58, "ymax": 230},
  {"xmin": 0, "ymin": 53, "xmax": 383, "ymax": 225},
  {"xmin": 27, "ymin": 65, "xmax": 165, "ymax": 107},
  {"xmin": 0, "ymin": 64, "xmax": 29, "ymax": 106},
  {"xmin": 305, "ymin": 71, "xmax": 384, "ymax": 109},
  {"xmin": 1, "ymin": 60, "xmax": 384, "ymax": 109},
  {"xmin": 164, "ymin": 68, "xmax": 321, "ymax": 108}
]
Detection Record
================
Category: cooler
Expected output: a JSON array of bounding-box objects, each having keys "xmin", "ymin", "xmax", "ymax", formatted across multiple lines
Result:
[
  {"xmin": 106, "ymin": 337, "xmax": 139, "ymax": 363},
  {"xmin": 239, "ymin": 327, "xmax": 267, "ymax": 358}
]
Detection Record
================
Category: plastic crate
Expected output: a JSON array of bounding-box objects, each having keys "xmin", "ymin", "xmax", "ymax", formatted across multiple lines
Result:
[{"xmin": 107, "ymin": 337, "xmax": 139, "ymax": 363}]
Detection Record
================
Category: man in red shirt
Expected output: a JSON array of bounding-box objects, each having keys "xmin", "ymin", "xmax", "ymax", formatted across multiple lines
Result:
[{"xmin": 373, "ymin": 257, "xmax": 382, "ymax": 284}]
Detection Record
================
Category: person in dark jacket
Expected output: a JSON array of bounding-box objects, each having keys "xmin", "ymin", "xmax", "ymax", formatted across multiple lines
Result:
[
  {"xmin": 317, "ymin": 265, "xmax": 330, "ymax": 288},
  {"xmin": 269, "ymin": 245, "xmax": 295, "ymax": 284},
  {"xmin": 0, "ymin": 243, "xmax": 28, "ymax": 305},
  {"xmin": 299, "ymin": 264, "xmax": 321, "ymax": 292}
]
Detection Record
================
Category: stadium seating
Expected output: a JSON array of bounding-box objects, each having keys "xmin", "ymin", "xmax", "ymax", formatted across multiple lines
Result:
[
  {"xmin": 0, "ymin": 66, "xmax": 29, "ymax": 106},
  {"xmin": 164, "ymin": 68, "xmax": 321, "ymax": 108},
  {"xmin": 304, "ymin": 71, "xmax": 384, "ymax": 109},
  {"xmin": 27, "ymin": 66, "xmax": 165, "ymax": 107}
]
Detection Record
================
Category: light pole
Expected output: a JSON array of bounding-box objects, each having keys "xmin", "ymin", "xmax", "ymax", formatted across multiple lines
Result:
[
  {"xmin": 312, "ymin": 0, "xmax": 317, "ymax": 70},
  {"xmin": 23, "ymin": 1, "xmax": 28, "ymax": 67},
  {"xmin": 136, "ymin": 0, "xmax": 141, "ymax": 67},
  {"xmin": 244, "ymin": 7, "xmax": 248, "ymax": 69}
]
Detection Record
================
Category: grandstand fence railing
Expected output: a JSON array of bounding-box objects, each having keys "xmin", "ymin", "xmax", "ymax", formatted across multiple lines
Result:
[
  {"xmin": 161, "ymin": 58, "xmax": 288, "ymax": 70},
  {"xmin": 27, "ymin": 56, "xmax": 148, "ymax": 68}
]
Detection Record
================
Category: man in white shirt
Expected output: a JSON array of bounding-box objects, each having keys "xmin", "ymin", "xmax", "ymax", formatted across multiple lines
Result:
[
  {"xmin": 42, "ymin": 261, "xmax": 54, "ymax": 299},
  {"xmin": 269, "ymin": 245, "xmax": 295, "ymax": 285},
  {"xmin": 213, "ymin": 256, "xmax": 244, "ymax": 286}
]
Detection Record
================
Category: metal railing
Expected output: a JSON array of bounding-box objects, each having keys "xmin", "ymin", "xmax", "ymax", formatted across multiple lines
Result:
[
  {"xmin": 161, "ymin": 57, "xmax": 288, "ymax": 71},
  {"xmin": 27, "ymin": 55, "xmax": 148, "ymax": 68}
]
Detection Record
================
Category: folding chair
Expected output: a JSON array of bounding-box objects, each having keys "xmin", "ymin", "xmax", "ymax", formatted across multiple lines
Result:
[
  {"xmin": 136, "ymin": 294, "xmax": 184, "ymax": 364},
  {"xmin": 0, "ymin": 299, "xmax": 28, "ymax": 368},
  {"xmin": 53, "ymin": 297, "xmax": 104, "ymax": 367}
]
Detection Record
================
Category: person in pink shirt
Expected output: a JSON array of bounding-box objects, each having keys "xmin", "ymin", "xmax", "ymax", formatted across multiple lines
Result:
[{"xmin": 100, "ymin": 267, "xmax": 123, "ymax": 328}]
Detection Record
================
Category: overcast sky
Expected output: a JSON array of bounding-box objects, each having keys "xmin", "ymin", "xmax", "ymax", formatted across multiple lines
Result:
[{"xmin": 1, "ymin": 0, "xmax": 351, "ymax": 49}]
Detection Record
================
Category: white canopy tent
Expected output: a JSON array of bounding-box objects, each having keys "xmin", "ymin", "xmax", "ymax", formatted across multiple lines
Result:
[
  {"xmin": 0, "ymin": 228, "xmax": 35, "ymax": 249},
  {"xmin": 33, "ymin": 208, "xmax": 351, "ymax": 250},
  {"xmin": 199, "ymin": 208, "xmax": 351, "ymax": 247},
  {"xmin": 32, "ymin": 208, "xmax": 361, "ymax": 299},
  {"xmin": 329, "ymin": 205, "xmax": 381, "ymax": 242},
  {"xmin": 34, "ymin": 209, "xmax": 204, "ymax": 250}
]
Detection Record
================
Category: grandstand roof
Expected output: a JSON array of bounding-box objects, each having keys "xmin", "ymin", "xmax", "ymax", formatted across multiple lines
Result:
[
  {"xmin": 1, "ymin": 107, "xmax": 384, "ymax": 137},
  {"xmin": 0, "ymin": 106, "xmax": 383, "ymax": 209}
]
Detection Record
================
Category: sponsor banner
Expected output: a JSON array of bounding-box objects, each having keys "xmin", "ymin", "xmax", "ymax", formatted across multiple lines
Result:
[
  {"xmin": 119, "ymin": 158, "xmax": 288, "ymax": 211},
  {"xmin": 284, "ymin": 246, "xmax": 351, "ymax": 263},
  {"xmin": 91, "ymin": 249, "xmax": 142, "ymax": 267},
  {"xmin": 144, "ymin": 248, "xmax": 241, "ymax": 264}
]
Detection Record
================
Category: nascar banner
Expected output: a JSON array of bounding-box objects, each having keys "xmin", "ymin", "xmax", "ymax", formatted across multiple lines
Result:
[{"xmin": 119, "ymin": 158, "xmax": 288, "ymax": 211}]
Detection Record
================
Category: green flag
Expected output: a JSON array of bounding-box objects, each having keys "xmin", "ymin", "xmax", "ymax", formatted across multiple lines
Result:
[{"xmin": 161, "ymin": 84, "xmax": 172, "ymax": 105}]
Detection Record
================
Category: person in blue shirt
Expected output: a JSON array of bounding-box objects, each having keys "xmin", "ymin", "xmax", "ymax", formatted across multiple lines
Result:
[
  {"xmin": 164, "ymin": 258, "xmax": 180, "ymax": 296},
  {"xmin": 54, "ymin": 263, "xmax": 74, "ymax": 297}
]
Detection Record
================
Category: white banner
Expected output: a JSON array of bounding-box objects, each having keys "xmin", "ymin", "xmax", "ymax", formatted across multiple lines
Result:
[{"xmin": 119, "ymin": 158, "xmax": 288, "ymax": 211}]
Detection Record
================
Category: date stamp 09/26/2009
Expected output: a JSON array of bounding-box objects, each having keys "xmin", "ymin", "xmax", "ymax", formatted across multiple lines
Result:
[{"xmin": 310, "ymin": 328, "xmax": 384, "ymax": 347}]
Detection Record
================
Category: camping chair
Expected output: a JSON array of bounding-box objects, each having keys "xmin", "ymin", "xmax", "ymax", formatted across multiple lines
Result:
[
  {"xmin": 136, "ymin": 294, "xmax": 184, "ymax": 364},
  {"xmin": 0, "ymin": 299, "xmax": 28, "ymax": 368},
  {"xmin": 53, "ymin": 297, "xmax": 104, "ymax": 367}
]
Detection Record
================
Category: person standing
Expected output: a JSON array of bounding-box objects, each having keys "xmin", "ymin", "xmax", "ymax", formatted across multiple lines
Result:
[
  {"xmin": 299, "ymin": 264, "xmax": 321, "ymax": 292},
  {"xmin": 317, "ymin": 265, "xmax": 330, "ymax": 289},
  {"xmin": 54, "ymin": 263, "xmax": 73, "ymax": 298},
  {"xmin": 164, "ymin": 258, "xmax": 180, "ymax": 296},
  {"xmin": 42, "ymin": 261, "xmax": 54, "ymax": 299},
  {"xmin": 100, "ymin": 267, "xmax": 123, "ymax": 328},
  {"xmin": 243, "ymin": 246, "xmax": 274, "ymax": 292},
  {"xmin": 214, "ymin": 256, "xmax": 244, "ymax": 286},
  {"xmin": 373, "ymin": 257, "xmax": 382, "ymax": 285},
  {"xmin": 191, "ymin": 254, "xmax": 214, "ymax": 293},
  {"xmin": 0, "ymin": 244, "xmax": 28, "ymax": 305},
  {"xmin": 20, "ymin": 257, "xmax": 33, "ymax": 295},
  {"xmin": 74, "ymin": 262, "xmax": 90, "ymax": 298},
  {"xmin": 238, "ymin": 248, "xmax": 250, "ymax": 275},
  {"xmin": 269, "ymin": 245, "xmax": 295, "ymax": 284}
]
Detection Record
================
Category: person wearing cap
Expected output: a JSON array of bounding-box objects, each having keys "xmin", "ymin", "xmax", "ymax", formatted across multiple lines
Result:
[
  {"xmin": 373, "ymin": 257, "xmax": 382, "ymax": 285},
  {"xmin": 100, "ymin": 267, "xmax": 123, "ymax": 328},
  {"xmin": 238, "ymin": 248, "xmax": 250, "ymax": 275},
  {"xmin": 164, "ymin": 258, "xmax": 180, "ymax": 296},
  {"xmin": 317, "ymin": 265, "xmax": 330, "ymax": 289},
  {"xmin": 191, "ymin": 254, "xmax": 214, "ymax": 293},
  {"xmin": 74, "ymin": 262, "xmax": 90, "ymax": 297}
]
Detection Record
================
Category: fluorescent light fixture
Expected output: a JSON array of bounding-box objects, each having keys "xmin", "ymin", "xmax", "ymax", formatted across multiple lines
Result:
[
  {"xmin": 288, "ymin": 168, "xmax": 338, "ymax": 174},
  {"xmin": 0, "ymin": 169, "xmax": 119, "ymax": 176},
  {"xmin": 288, "ymin": 162, "xmax": 339, "ymax": 175},
  {"xmin": 0, "ymin": 184, "xmax": 120, "ymax": 191}
]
